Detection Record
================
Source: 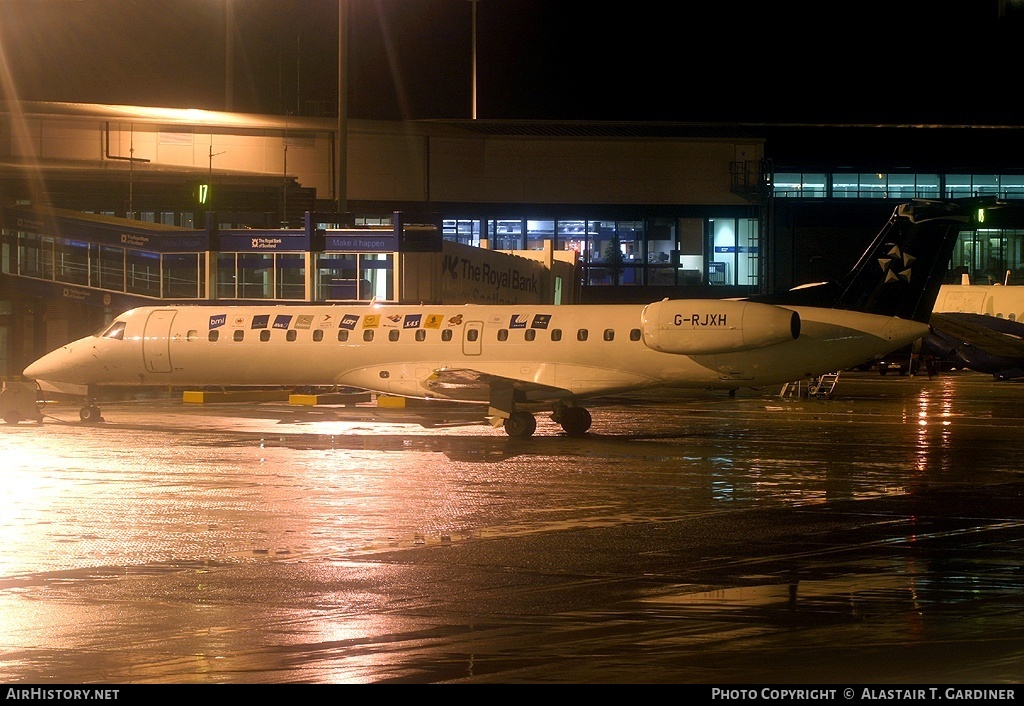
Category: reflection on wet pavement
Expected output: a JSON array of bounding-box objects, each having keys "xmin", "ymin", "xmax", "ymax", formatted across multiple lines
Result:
[{"xmin": 1, "ymin": 371, "xmax": 1024, "ymax": 683}]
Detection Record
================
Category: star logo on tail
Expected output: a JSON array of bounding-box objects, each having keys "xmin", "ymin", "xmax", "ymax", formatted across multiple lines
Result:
[{"xmin": 878, "ymin": 244, "xmax": 915, "ymax": 284}]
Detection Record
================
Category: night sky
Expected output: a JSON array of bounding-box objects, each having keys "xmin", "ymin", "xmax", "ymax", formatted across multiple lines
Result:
[{"xmin": 1, "ymin": 0, "xmax": 1021, "ymax": 125}]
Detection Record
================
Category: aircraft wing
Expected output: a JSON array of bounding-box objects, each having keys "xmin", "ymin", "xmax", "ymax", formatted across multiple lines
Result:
[
  {"xmin": 929, "ymin": 312, "xmax": 1024, "ymax": 360},
  {"xmin": 423, "ymin": 367, "xmax": 572, "ymax": 405},
  {"xmin": 927, "ymin": 312, "xmax": 1024, "ymax": 378}
]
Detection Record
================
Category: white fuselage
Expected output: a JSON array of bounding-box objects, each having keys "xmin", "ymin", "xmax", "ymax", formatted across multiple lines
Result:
[
  {"xmin": 934, "ymin": 283, "xmax": 1024, "ymax": 320},
  {"xmin": 23, "ymin": 300, "xmax": 927, "ymax": 404}
]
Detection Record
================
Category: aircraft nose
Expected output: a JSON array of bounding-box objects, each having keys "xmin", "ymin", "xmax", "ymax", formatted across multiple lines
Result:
[
  {"xmin": 23, "ymin": 357, "xmax": 50, "ymax": 381},
  {"xmin": 23, "ymin": 349, "xmax": 67, "ymax": 382}
]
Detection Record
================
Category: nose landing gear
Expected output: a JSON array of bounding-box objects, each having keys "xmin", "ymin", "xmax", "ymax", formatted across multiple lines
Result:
[{"xmin": 79, "ymin": 403, "xmax": 103, "ymax": 423}]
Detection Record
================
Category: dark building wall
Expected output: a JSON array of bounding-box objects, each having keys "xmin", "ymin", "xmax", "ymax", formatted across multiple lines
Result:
[{"xmin": 770, "ymin": 200, "xmax": 905, "ymax": 293}]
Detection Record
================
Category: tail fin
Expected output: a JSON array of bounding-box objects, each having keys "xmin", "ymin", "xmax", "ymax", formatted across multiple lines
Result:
[
  {"xmin": 828, "ymin": 199, "xmax": 973, "ymax": 322},
  {"xmin": 764, "ymin": 199, "xmax": 975, "ymax": 322}
]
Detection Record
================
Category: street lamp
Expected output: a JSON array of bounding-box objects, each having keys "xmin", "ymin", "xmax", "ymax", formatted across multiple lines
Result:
[
  {"xmin": 470, "ymin": 0, "xmax": 477, "ymax": 119},
  {"xmin": 225, "ymin": 0, "xmax": 234, "ymax": 111},
  {"xmin": 338, "ymin": 0, "xmax": 347, "ymax": 215}
]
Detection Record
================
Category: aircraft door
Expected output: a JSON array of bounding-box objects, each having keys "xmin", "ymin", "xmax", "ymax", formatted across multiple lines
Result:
[
  {"xmin": 143, "ymin": 309, "xmax": 176, "ymax": 373},
  {"xmin": 463, "ymin": 321, "xmax": 483, "ymax": 356}
]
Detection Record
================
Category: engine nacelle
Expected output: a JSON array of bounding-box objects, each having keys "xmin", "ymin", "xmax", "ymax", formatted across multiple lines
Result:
[{"xmin": 641, "ymin": 299, "xmax": 800, "ymax": 355}]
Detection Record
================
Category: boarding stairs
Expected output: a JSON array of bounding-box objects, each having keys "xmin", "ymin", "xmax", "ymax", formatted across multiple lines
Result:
[{"xmin": 780, "ymin": 371, "xmax": 840, "ymax": 399}]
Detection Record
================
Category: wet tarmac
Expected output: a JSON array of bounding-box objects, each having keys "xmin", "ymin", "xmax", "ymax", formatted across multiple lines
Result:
[{"xmin": 2, "ymin": 370, "xmax": 1024, "ymax": 684}]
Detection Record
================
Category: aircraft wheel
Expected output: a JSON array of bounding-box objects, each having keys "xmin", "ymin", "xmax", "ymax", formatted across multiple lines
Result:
[
  {"xmin": 559, "ymin": 407, "xmax": 591, "ymax": 436},
  {"xmin": 4, "ymin": 410, "xmax": 22, "ymax": 425},
  {"xmin": 503, "ymin": 410, "xmax": 537, "ymax": 438},
  {"xmin": 80, "ymin": 405, "xmax": 102, "ymax": 423}
]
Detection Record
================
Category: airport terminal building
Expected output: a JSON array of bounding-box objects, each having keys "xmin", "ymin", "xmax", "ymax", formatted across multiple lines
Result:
[{"xmin": 3, "ymin": 101, "xmax": 1024, "ymax": 377}]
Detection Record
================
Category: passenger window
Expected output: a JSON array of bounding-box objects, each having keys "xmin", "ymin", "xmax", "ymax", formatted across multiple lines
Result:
[
  {"xmin": 363, "ymin": 330, "xmax": 374, "ymax": 342},
  {"xmin": 604, "ymin": 329, "xmax": 615, "ymax": 341},
  {"xmin": 260, "ymin": 330, "xmax": 271, "ymax": 342},
  {"xmin": 577, "ymin": 329, "xmax": 588, "ymax": 341},
  {"xmin": 233, "ymin": 330, "xmax": 244, "ymax": 342},
  {"xmin": 497, "ymin": 329, "xmax": 509, "ymax": 342},
  {"xmin": 467, "ymin": 329, "xmax": 479, "ymax": 342},
  {"xmin": 389, "ymin": 329, "xmax": 400, "ymax": 341},
  {"xmin": 187, "ymin": 330, "xmax": 199, "ymax": 342},
  {"xmin": 286, "ymin": 330, "xmax": 297, "ymax": 342},
  {"xmin": 525, "ymin": 329, "xmax": 536, "ymax": 341},
  {"xmin": 442, "ymin": 329, "xmax": 453, "ymax": 342},
  {"xmin": 415, "ymin": 329, "xmax": 426, "ymax": 342},
  {"xmin": 630, "ymin": 328, "xmax": 641, "ymax": 341},
  {"xmin": 551, "ymin": 329, "xmax": 562, "ymax": 341},
  {"xmin": 313, "ymin": 329, "xmax": 324, "ymax": 342},
  {"xmin": 338, "ymin": 330, "xmax": 349, "ymax": 342},
  {"xmin": 208, "ymin": 330, "xmax": 219, "ymax": 342}
]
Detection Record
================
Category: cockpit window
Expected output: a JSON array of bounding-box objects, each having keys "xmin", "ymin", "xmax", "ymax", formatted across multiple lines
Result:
[{"xmin": 99, "ymin": 321, "xmax": 127, "ymax": 340}]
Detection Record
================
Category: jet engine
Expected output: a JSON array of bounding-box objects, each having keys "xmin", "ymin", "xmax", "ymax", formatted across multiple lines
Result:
[{"xmin": 641, "ymin": 299, "xmax": 800, "ymax": 355}]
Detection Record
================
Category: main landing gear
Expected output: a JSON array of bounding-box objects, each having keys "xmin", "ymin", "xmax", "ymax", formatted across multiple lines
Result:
[
  {"xmin": 502, "ymin": 410, "xmax": 537, "ymax": 438},
  {"xmin": 551, "ymin": 403, "xmax": 592, "ymax": 436},
  {"xmin": 500, "ymin": 403, "xmax": 592, "ymax": 439}
]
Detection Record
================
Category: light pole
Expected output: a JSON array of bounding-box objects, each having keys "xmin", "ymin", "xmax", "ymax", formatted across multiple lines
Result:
[
  {"xmin": 225, "ymin": 0, "xmax": 234, "ymax": 111},
  {"xmin": 469, "ymin": 0, "xmax": 479, "ymax": 119},
  {"xmin": 337, "ymin": 0, "xmax": 348, "ymax": 215}
]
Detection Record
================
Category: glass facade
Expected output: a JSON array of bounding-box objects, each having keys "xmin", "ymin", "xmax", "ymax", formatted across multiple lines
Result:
[
  {"xmin": 10, "ymin": 163, "xmax": 1024, "ymax": 309},
  {"xmin": 950, "ymin": 228, "xmax": 1024, "ymax": 286},
  {"xmin": 774, "ymin": 171, "xmax": 1024, "ymax": 201},
  {"xmin": 773, "ymin": 170, "xmax": 1024, "ymax": 285},
  {"xmin": 215, "ymin": 252, "xmax": 307, "ymax": 300},
  {"xmin": 5, "ymin": 229, "xmax": 206, "ymax": 299},
  {"xmin": 314, "ymin": 253, "xmax": 394, "ymax": 302},
  {"xmin": 709, "ymin": 217, "xmax": 760, "ymax": 287},
  {"xmin": 445, "ymin": 216, "xmax": 761, "ymax": 288},
  {"xmin": 1, "ymin": 214, "xmax": 396, "ymax": 304}
]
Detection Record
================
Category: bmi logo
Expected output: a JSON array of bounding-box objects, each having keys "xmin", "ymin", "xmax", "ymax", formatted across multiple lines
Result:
[{"xmin": 879, "ymin": 244, "xmax": 915, "ymax": 283}]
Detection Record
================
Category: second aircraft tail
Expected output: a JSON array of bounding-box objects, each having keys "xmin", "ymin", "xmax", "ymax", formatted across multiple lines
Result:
[{"xmin": 762, "ymin": 199, "xmax": 978, "ymax": 322}]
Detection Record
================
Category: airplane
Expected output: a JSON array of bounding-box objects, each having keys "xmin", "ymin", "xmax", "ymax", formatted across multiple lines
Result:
[
  {"xmin": 923, "ymin": 277, "xmax": 1024, "ymax": 379},
  {"xmin": 21, "ymin": 199, "xmax": 973, "ymax": 437}
]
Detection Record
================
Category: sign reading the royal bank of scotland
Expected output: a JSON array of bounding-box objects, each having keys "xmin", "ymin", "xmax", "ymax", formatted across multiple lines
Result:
[{"xmin": 218, "ymin": 230, "xmax": 310, "ymax": 251}]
